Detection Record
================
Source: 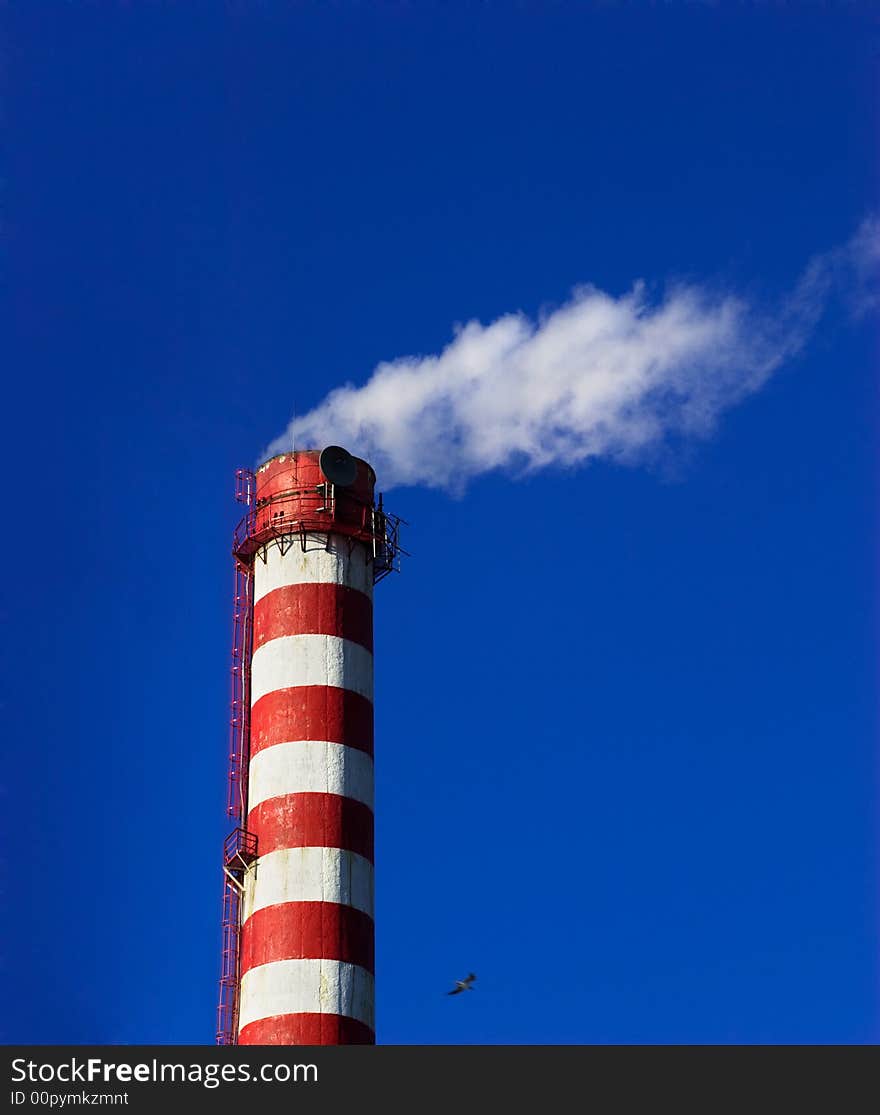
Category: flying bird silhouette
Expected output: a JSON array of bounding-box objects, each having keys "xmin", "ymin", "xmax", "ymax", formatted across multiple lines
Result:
[{"xmin": 447, "ymin": 973, "xmax": 476, "ymax": 995}]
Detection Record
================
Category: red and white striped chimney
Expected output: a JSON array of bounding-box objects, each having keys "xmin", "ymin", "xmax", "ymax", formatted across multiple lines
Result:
[{"xmin": 219, "ymin": 448, "xmax": 399, "ymax": 1046}]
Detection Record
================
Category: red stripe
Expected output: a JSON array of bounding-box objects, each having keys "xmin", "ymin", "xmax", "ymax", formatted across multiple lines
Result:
[
  {"xmin": 238, "ymin": 1013, "xmax": 374, "ymax": 1045},
  {"xmin": 251, "ymin": 686, "xmax": 373, "ymax": 758},
  {"xmin": 253, "ymin": 583, "xmax": 372, "ymax": 653},
  {"xmin": 240, "ymin": 902, "xmax": 374, "ymax": 975},
  {"xmin": 248, "ymin": 793, "xmax": 374, "ymax": 862}
]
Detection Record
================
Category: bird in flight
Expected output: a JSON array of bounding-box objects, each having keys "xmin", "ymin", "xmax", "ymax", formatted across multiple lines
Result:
[{"xmin": 447, "ymin": 973, "xmax": 476, "ymax": 995}]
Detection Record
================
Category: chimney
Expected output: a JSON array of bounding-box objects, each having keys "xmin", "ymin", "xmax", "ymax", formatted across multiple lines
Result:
[{"xmin": 217, "ymin": 447, "xmax": 401, "ymax": 1045}]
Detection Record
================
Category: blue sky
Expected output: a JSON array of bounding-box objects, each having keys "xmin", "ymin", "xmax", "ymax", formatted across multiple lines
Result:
[{"xmin": 3, "ymin": 3, "xmax": 878, "ymax": 1044}]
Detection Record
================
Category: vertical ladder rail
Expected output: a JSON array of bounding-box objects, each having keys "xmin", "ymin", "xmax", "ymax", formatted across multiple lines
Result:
[
  {"xmin": 226, "ymin": 560, "xmax": 253, "ymax": 823},
  {"xmin": 216, "ymin": 875, "xmax": 243, "ymax": 1044},
  {"xmin": 218, "ymin": 470, "xmax": 256, "ymax": 1046}
]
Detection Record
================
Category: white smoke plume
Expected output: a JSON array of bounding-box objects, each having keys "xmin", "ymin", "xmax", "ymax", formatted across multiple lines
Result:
[{"xmin": 264, "ymin": 219, "xmax": 879, "ymax": 492}]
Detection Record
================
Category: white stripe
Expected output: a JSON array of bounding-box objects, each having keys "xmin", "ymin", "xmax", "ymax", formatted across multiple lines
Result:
[
  {"xmin": 241, "ymin": 847, "xmax": 374, "ymax": 922},
  {"xmin": 251, "ymin": 634, "xmax": 373, "ymax": 705},
  {"xmin": 247, "ymin": 740, "xmax": 374, "ymax": 811},
  {"xmin": 238, "ymin": 959, "xmax": 374, "ymax": 1031},
  {"xmin": 253, "ymin": 540, "xmax": 373, "ymax": 604}
]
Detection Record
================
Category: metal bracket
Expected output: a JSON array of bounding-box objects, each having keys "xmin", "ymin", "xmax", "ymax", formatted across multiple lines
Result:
[{"xmin": 223, "ymin": 866, "xmax": 245, "ymax": 896}]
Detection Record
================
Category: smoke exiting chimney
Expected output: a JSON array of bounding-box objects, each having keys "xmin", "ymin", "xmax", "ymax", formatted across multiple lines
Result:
[{"xmin": 264, "ymin": 219, "xmax": 879, "ymax": 495}]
